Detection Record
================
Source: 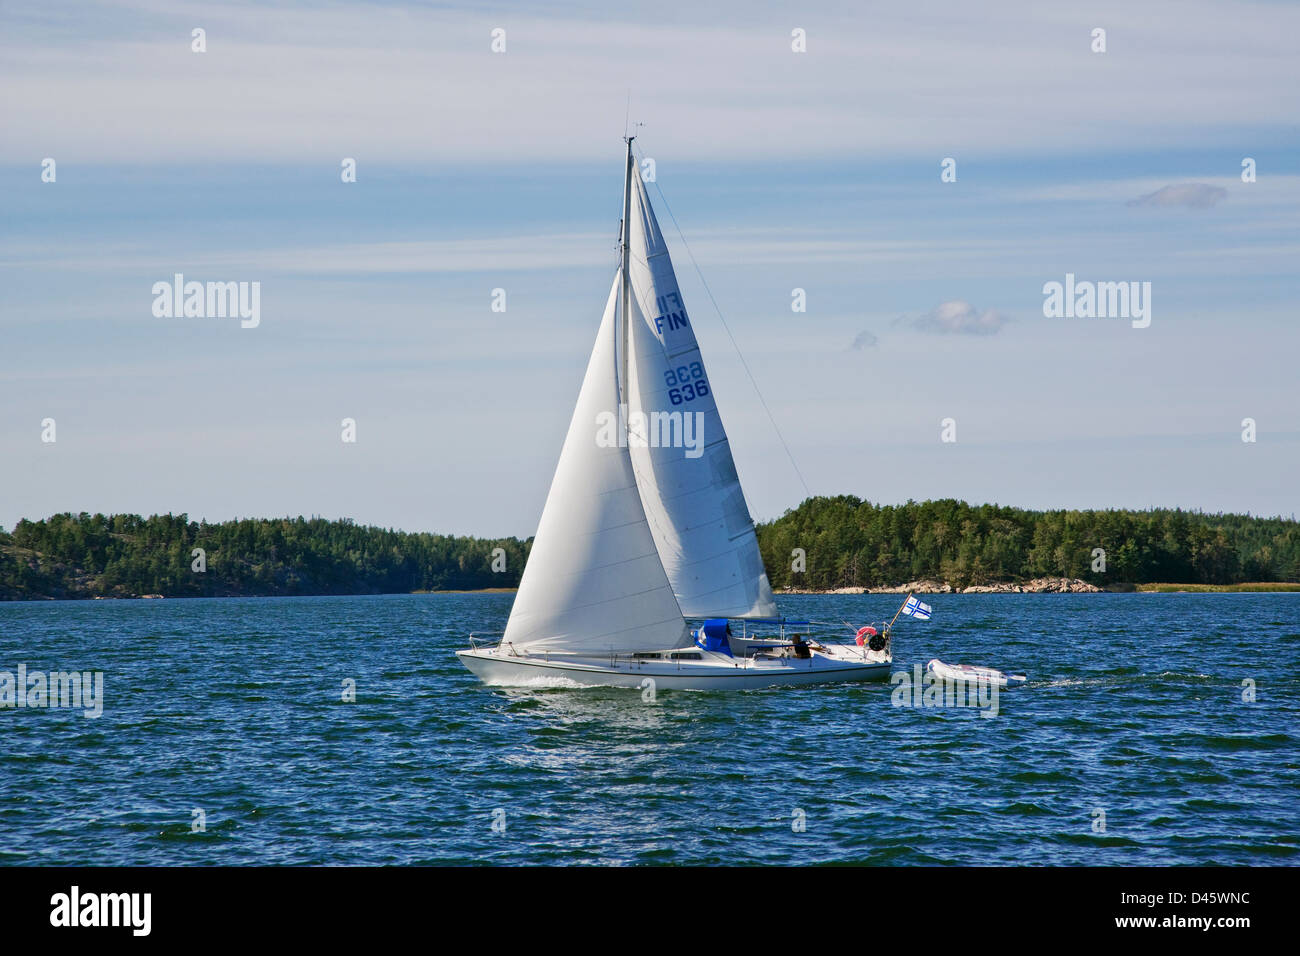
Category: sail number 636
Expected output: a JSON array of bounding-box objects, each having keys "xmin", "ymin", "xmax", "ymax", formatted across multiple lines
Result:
[{"xmin": 665, "ymin": 363, "xmax": 709, "ymax": 405}]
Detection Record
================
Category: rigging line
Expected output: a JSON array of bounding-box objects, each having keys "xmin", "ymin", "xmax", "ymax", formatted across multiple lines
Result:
[{"xmin": 640, "ymin": 150, "xmax": 813, "ymax": 498}]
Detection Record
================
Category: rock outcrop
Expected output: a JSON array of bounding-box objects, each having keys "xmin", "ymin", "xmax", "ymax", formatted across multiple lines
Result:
[
  {"xmin": 778, "ymin": 577, "xmax": 1102, "ymax": 595},
  {"xmin": 953, "ymin": 577, "xmax": 1103, "ymax": 594}
]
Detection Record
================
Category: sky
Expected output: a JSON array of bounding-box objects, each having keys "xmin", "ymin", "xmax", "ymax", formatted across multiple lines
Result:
[{"xmin": 2, "ymin": 0, "xmax": 1298, "ymax": 537}]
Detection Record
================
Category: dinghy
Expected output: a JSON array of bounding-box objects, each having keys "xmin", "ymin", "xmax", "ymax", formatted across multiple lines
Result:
[
  {"xmin": 457, "ymin": 138, "xmax": 891, "ymax": 690},
  {"xmin": 925, "ymin": 659, "xmax": 1026, "ymax": 688}
]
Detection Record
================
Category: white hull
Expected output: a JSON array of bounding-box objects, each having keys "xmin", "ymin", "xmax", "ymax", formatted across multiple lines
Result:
[{"xmin": 457, "ymin": 644, "xmax": 891, "ymax": 690}]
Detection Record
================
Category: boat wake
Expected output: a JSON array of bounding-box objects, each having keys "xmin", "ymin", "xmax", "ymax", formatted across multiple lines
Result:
[
  {"xmin": 1037, "ymin": 670, "xmax": 1217, "ymax": 689},
  {"xmin": 484, "ymin": 673, "xmax": 591, "ymax": 690}
]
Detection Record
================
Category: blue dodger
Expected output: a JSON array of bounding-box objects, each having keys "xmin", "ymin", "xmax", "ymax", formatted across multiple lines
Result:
[{"xmin": 694, "ymin": 618, "xmax": 733, "ymax": 656}]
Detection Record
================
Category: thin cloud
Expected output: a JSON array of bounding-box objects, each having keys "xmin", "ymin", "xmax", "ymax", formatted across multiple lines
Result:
[
  {"xmin": 1127, "ymin": 183, "xmax": 1228, "ymax": 209},
  {"xmin": 900, "ymin": 300, "xmax": 1009, "ymax": 336},
  {"xmin": 3, "ymin": 1, "xmax": 1299, "ymax": 163},
  {"xmin": 849, "ymin": 330, "xmax": 878, "ymax": 350}
]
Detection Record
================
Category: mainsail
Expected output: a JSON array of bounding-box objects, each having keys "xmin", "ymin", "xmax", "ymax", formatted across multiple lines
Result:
[
  {"xmin": 624, "ymin": 172, "xmax": 779, "ymax": 619},
  {"xmin": 502, "ymin": 275, "xmax": 692, "ymax": 654}
]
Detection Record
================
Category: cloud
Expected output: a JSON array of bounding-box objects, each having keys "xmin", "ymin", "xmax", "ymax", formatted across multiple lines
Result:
[
  {"xmin": 900, "ymin": 300, "xmax": 1009, "ymax": 336},
  {"xmin": 1127, "ymin": 183, "xmax": 1228, "ymax": 209},
  {"xmin": 2, "ymin": 1, "xmax": 1298, "ymax": 163},
  {"xmin": 849, "ymin": 330, "xmax": 878, "ymax": 350},
  {"xmin": 0, "ymin": 232, "xmax": 1034, "ymax": 276}
]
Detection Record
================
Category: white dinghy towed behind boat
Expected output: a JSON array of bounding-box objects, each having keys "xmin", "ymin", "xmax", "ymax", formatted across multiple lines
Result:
[
  {"xmin": 457, "ymin": 138, "xmax": 891, "ymax": 691},
  {"xmin": 926, "ymin": 659, "xmax": 1027, "ymax": 688}
]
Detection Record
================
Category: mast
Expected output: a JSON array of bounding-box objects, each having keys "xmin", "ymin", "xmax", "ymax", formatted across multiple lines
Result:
[{"xmin": 619, "ymin": 136, "xmax": 635, "ymax": 411}]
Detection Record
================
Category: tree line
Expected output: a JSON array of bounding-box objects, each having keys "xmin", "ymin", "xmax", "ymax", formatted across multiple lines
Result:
[
  {"xmin": 754, "ymin": 497, "xmax": 1300, "ymax": 590},
  {"xmin": 2, "ymin": 499, "xmax": 1298, "ymax": 600},
  {"xmin": 0, "ymin": 513, "xmax": 528, "ymax": 600}
]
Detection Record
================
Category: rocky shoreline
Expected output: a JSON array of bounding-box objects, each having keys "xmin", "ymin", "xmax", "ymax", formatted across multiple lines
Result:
[{"xmin": 779, "ymin": 577, "xmax": 1103, "ymax": 595}]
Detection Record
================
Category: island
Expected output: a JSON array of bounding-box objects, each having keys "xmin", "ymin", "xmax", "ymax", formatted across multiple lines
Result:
[{"xmin": 1, "ymin": 497, "xmax": 1297, "ymax": 600}]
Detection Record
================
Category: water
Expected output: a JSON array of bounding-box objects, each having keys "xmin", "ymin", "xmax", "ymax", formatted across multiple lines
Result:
[{"xmin": 1, "ymin": 593, "xmax": 1296, "ymax": 865}]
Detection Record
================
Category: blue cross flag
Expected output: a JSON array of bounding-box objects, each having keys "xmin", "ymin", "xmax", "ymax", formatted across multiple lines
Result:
[{"xmin": 902, "ymin": 596, "xmax": 933, "ymax": 620}]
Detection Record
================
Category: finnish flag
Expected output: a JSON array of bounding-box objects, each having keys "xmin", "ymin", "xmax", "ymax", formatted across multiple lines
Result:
[{"xmin": 902, "ymin": 596, "xmax": 933, "ymax": 620}]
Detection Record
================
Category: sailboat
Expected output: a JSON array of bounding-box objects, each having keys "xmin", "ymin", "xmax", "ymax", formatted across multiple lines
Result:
[{"xmin": 457, "ymin": 138, "xmax": 892, "ymax": 690}]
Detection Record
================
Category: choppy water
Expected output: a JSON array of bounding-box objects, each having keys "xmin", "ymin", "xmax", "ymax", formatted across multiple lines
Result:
[{"xmin": 1, "ymin": 593, "xmax": 1296, "ymax": 865}]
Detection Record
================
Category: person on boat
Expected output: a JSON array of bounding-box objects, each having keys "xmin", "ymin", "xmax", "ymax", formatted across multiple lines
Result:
[{"xmin": 791, "ymin": 633, "xmax": 811, "ymax": 659}]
